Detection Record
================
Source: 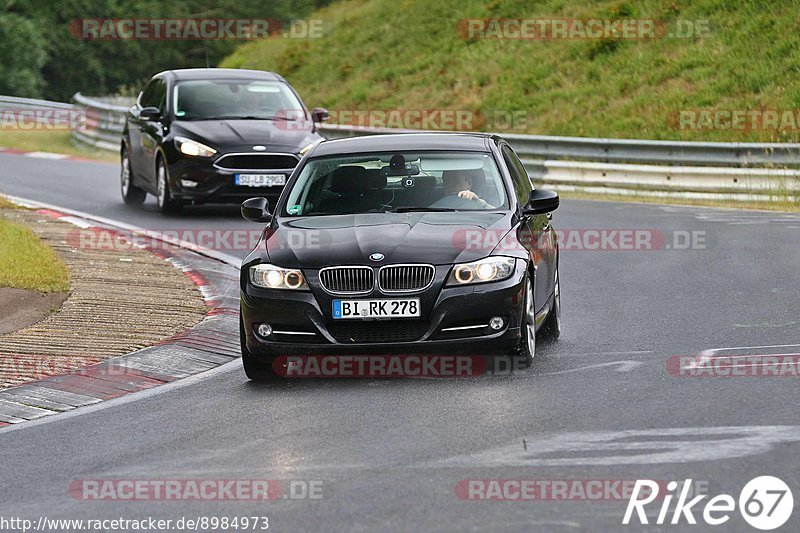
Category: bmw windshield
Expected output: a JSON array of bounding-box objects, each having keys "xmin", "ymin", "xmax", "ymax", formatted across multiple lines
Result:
[{"xmin": 282, "ymin": 151, "xmax": 509, "ymax": 216}]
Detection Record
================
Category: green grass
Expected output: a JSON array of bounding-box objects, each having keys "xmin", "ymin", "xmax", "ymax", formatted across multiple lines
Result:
[
  {"xmin": 0, "ymin": 218, "xmax": 70, "ymax": 293},
  {"xmin": 559, "ymin": 190, "xmax": 800, "ymax": 213},
  {"xmin": 0, "ymin": 196, "xmax": 14, "ymax": 209},
  {"xmin": 222, "ymin": 0, "xmax": 800, "ymax": 142},
  {"xmin": 0, "ymin": 130, "xmax": 118, "ymax": 162}
]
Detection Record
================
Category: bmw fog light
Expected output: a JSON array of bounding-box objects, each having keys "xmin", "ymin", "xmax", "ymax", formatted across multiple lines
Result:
[
  {"xmin": 257, "ymin": 324, "xmax": 273, "ymax": 337},
  {"xmin": 180, "ymin": 180, "xmax": 198, "ymax": 188},
  {"xmin": 489, "ymin": 316, "xmax": 504, "ymax": 330}
]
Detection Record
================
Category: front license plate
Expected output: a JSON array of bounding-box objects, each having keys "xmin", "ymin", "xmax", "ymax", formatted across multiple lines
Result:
[
  {"xmin": 332, "ymin": 298, "xmax": 420, "ymax": 319},
  {"xmin": 235, "ymin": 174, "xmax": 286, "ymax": 187}
]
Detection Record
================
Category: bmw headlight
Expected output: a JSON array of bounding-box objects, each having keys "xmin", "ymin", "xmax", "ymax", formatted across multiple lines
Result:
[
  {"xmin": 175, "ymin": 136, "xmax": 217, "ymax": 158},
  {"xmin": 447, "ymin": 257, "xmax": 516, "ymax": 286},
  {"xmin": 250, "ymin": 264, "xmax": 308, "ymax": 290}
]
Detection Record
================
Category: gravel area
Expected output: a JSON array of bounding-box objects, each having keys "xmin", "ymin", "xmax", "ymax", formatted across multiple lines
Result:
[{"xmin": 0, "ymin": 209, "xmax": 207, "ymax": 389}]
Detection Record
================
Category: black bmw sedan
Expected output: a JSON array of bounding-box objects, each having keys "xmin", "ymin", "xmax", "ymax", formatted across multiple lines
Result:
[
  {"xmin": 120, "ymin": 68, "xmax": 328, "ymax": 213},
  {"xmin": 239, "ymin": 133, "xmax": 561, "ymax": 380}
]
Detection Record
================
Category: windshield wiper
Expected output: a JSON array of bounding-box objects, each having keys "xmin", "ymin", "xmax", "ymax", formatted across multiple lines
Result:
[
  {"xmin": 387, "ymin": 207, "xmax": 459, "ymax": 213},
  {"xmin": 195, "ymin": 115, "xmax": 297, "ymax": 121}
]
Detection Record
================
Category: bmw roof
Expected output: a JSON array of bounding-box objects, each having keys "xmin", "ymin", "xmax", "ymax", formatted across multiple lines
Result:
[{"xmin": 309, "ymin": 133, "xmax": 501, "ymax": 157}]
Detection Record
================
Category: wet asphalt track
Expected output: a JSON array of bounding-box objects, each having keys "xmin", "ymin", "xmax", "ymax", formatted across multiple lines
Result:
[{"xmin": 1, "ymin": 152, "xmax": 799, "ymax": 532}]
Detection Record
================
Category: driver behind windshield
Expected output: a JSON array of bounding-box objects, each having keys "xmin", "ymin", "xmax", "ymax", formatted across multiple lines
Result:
[
  {"xmin": 240, "ymin": 89, "xmax": 261, "ymax": 113},
  {"xmin": 431, "ymin": 170, "xmax": 495, "ymax": 209}
]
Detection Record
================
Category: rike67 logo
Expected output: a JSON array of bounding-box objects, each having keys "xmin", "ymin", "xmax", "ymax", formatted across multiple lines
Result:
[{"xmin": 623, "ymin": 476, "xmax": 793, "ymax": 530}]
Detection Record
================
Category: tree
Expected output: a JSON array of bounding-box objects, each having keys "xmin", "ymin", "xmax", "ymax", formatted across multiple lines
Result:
[{"xmin": 0, "ymin": 13, "xmax": 47, "ymax": 97}]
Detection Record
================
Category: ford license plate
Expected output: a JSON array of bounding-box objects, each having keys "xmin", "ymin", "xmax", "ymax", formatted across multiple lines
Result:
[{"xmin": 235, "ymin": 174, "xmax": 286, "ymax": 187}]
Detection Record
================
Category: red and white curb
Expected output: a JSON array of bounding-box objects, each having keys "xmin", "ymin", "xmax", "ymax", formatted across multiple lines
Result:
[{"xmin": 0, "ymin": 196, "xmax": 242, "ymax": 427}]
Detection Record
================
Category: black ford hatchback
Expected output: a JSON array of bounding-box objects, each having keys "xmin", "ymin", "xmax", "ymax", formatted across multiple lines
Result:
[
  {"xmin": 239, "ymin": 133, "xmax": 561, "ymax": 380},
  {"xmin": 121, "ymin": 68, "xmax": 328, "ymax": 213}
]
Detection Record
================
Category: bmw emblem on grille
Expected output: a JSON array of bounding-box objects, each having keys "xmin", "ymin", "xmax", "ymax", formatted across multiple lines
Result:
[
  {"xmin": 253, "ymin": 145, "xmax": 267, "ymax": 151},
  {"xmin": 369, "ymin": 253, "xmax": 385, "ymax": 262}
]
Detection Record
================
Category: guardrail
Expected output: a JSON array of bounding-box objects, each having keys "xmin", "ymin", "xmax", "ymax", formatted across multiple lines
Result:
[
  {"xmin": 3, "ymin": 93, "xmax": 796, "ymax": 203},
  {"xmin": 0, "ymin": 95, "xmax": 82, "ymax": 129},
  {"xmin": 318, "ymin": 124, "xmax": 800, "ymax": 201},
  {"xmin": 71, "ymin": 93, "xmax": 131, "ymax": 152},
  {"xmin": 0, "ymin": 95, "xmax": 75, "ymax": 111},
  {"xmin": 318, "ymin": 124, "xmax": 800, "ymax": 168}
]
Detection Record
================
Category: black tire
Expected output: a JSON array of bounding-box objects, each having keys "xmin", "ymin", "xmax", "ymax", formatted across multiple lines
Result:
[
  {"xmin": 240, "ymin": 317, "xmax": 279, "ymax": 382},
  {"xmin": 156, "ymin": 156, "xmax": 182, "ymax": 214},
  {"xmin": 539, "ymin": 268, "xmax": 562, "ymax": 342},
  {"xmin": 514, "ymin": 274, "xmax": 536, "ymax": 370},
  {"xmin": 120, "ymin": 146, "xmax": 146, "ymax": 204}
]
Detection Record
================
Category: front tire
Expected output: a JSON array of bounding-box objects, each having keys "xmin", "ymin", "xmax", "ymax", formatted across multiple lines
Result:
[
  {"xmin": 513, "ymin": 274, "xmax": 536, "ymax": 369},
  {"xmin": 120, "ymin": 147, "xmax": 146, "ymax": 205},
  {"xmin": 156, "ymin": 157, "xmax": 182, "ymax": 214},
  {"xmin": 539, "ymin": 269, "xmax": 562, "ymax": 341}
]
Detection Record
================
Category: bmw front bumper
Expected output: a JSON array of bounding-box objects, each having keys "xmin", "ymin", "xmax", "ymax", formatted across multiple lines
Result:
[{"xmin": 240, "ymin": 261, "xmax": 528, "ymax": 358}]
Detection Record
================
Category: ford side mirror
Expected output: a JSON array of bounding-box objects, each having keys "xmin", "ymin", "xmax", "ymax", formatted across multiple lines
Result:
[
  {"xmin": 139, "ymin": 106, "xmax": 161, "ymax": 120},
  {"xmin": 522, "ymin": 189, "xmax": 559, "ymax": 216},
  {"xmin": 311, "ymin": 107, "xmax": 329, "ymax": 123},
  {"xmin": 242, "ymin": 197, "xmax": 272, "ymax": 223}
]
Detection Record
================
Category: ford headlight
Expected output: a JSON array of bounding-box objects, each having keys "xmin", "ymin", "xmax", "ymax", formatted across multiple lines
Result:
[{"xmin": 175, "ymin": 136, "xmax": 217, "ymax": 158}]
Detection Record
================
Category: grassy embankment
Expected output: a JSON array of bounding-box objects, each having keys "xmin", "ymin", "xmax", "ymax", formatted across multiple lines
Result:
[
  {"xmin": 222, "ymin": 0, "xmax": 800, "ymax": 210},
  {"xmin": 0, "ymin": 198, "xmax": 70, "ymax": 292}
]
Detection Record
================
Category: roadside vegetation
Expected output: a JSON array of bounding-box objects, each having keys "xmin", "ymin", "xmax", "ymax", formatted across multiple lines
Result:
[
  {"xmin": 0, "ymin": 130, "xmax": 118, "ymax": 162},
  {"xmin": 0, "ymin": 1, "xmax": 334, "ymax": 101},
  {"xmin": 0, "ymin": 203, "xmax": 70, "ymax": 293},
  {"xmin": 559, "ymin": 190, "xmax": 800, "ymax": 213},
  {"xmin": 223, "ymin": 0, "xmax": 800, "ymax": 143}
]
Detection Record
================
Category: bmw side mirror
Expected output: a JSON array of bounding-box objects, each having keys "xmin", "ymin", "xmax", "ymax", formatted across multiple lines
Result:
[
  {"xmin": 311, "ymin": 107, "xmax": 329, "ymax": 123},
  {"xmin": 140, "ymin": 106, "xmax": 161, "ymax": 120},
  {"xmin": 522, "ymin": 189, "xmax": 559, "ymax": 216},
  {"xmin": 242, "ymin": 197, "xmax": 272, "ymax": 223}
]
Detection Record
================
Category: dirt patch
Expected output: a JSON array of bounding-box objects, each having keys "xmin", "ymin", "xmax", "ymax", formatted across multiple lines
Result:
[{"xmin": 0, "ymin": 288, "xmax": 68, "ymax": 335}]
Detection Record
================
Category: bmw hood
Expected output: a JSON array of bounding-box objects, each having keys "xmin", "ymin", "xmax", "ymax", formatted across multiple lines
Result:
[{"xmin": 263, "ymin": 212, "xmax": 518, "ymax": 269}]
